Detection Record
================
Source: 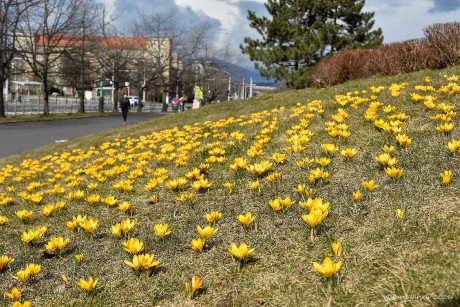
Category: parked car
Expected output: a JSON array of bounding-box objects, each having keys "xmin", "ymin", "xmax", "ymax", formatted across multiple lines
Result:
[{"xmin": 128, "ymin": 96, "xmax": 140, "ymax": 107}]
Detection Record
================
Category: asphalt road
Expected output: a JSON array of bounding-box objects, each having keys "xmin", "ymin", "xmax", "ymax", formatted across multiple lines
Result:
[{"xmin": 0, "ymin": 113, "xmax": 166, "ymax": 158}]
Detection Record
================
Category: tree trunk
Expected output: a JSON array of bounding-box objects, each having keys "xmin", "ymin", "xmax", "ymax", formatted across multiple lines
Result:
[
  {"xmin": 0, "ymin": 82, "xmax": 5, "ymax": 117},
  {"xmin": 42, "ymin": 77, "xmax": 50, "ymax": 116},
  {"xmin": 79, "ymin": 92, "xmax": 85, "ymax": 113},
  {"xmin": 113, "ymin": 85, "xmax": 119, "ymax": 112}
]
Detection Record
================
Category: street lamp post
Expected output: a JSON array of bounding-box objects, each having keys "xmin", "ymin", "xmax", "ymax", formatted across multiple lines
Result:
[{"xmin": 204, "ymin": 63, "xmax": 231, "ymax": 101}]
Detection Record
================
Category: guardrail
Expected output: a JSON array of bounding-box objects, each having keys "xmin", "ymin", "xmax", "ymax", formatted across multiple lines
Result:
[{"xmin": 4, "ymin": 97, "xmax": 174, "ymax": 115}]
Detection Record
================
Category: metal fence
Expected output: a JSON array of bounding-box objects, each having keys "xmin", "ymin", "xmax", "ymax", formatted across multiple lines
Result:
[{"xmin": 4, "ymin": 96, "xmax": 167, "ymax": 115}]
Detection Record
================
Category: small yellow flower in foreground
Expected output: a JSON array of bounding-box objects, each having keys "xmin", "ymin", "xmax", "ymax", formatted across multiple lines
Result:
[
  {"xmin": 204, "ymin": 211, "xmax": 223, "ymax": 223},
  {"xmin": 340, "ymin": 148, "xmax": 358, "ymax": 159},
  {"xmin": 331, "ymin": 242, "xmax": 343, "ymax": 256},
  {"xmin": 118, "ymin": 201, "xmax": 132, "ymax": 212},
  {"xmin": 5, "ymin": 286, "xmax": 21, "ymax": 301},
  {"xmin": 196, "ymin": 225, "xmax": 217, "ymax": 239},
  {"xmin": 301, "ymin": 209, "xmax": 329, "ymax": 229},
  {"xmin": 122, "ymin": 238, "xmax": 144, "ymax": 254},
  {"xmin": 102, "ymin": 195, "xmax": 118, "ymax": 206},
  {"xmin": 75, "ymin": 254, "xmax": 85, "ymax": 263},
  {"xmin": 395, "ymin": 134, "xmax": 412, "ymax": 146},
  {"xmin": 80, "ymin": 218, "xmax": 99, "ymax": 233},
  {"xmin": 437, "ymin": 122, "xmax": 454, "ymax": 133},
  {"xmin": 137, "ymin": 253, "xmax": 159, "ymax": 270},
  {"xmin": 361, "ymin": 179, "xmax": 378, "ymax": 191},
  {"xmin": 395, "ymin": 208, "xmax": 405, "ymax": 219},
  {"xmin": 0, "ymin": 215, "xmax": 9, "ymax": 225},
  {"xmin": 77, "ymin": 276, "xmax": 98, "ymax": 292},
  {"xmin": 440, "ymin": 170, "xmax": 452, "ymax": 185},
  {"xmin": 383, "ymin": 145, "xmax": 395, "ymax": 154},
  {"xmin": 14, "ymin": 269, "xmax": 31, "ymax": 283},
  {"xmin": 16, "ymin": 210, "xmax": 34, "ymax": 221},
  {"xmin": 222, "ymin": 182, "xmax": 236, "ymax": 190},
  {"xmin": 384, "ymin": 166, "xmax": 404, "ymax": 178},
  {"xmin": 149, "ymin": 195, "xmax": 158, "ymax": 203},
  {"xmin": 86, "ymin": 194, "xmax": 100, "ymax": 204},
  {"xmin": 120, "ymin": 218, "xmax": 135, "ymax": 234},
  {"xmin": 353, "ymin": 190, "xmax": 362, "ymax": 201},
  {"xmin": 124, "ymin": 254, "xmax": 141, "ymax": 271},
  {"xmin": 13, "ymin": 300, "xmax": 32, "ymax": 307},
  {"xmin": 191, "ymin": 238, "xmax": 205, "ymax": 252},
  {"xmin": 0, "ymin": 255, "xmax": 14, "ymax": 271},
  {"xmin": 41, "ymin": 204, "xmax": 56, "ymax": 217},
  {"xmin": 446, "ymin": 139, "xmax": 460, "ymax": 153},
  {"xmin": 238, "ymin": 212, "xmax": 256, "ymax": 226},
  {"xmin": 228, "ymin": 242, "xmax": 255, "ymax": 261},
  {"xmin": 21, "ymin": 227, "xmax": 47, "ymax": 243},
  {"xmin": 321, "ymin": 143, "xmax": 338, "ymax": 155},
  {"xmin": 111, "ymin": 223, "xmax": 122, "ymax": 237},
  {"xmin": 312, "ymin": 257, "xmax": 342, "ymax": 278},
  {"xmin": 45, "ymin": 236, "xmax": 70, "ymax": 253},
  {"xmin": 154, "ymin": 224, "xmax": 171, "ymax": 237},
  {"xmin": 248, "ymin": 180, "xmax": 260, "ymax": 192},
  {"xmin": 185, "ymin": 275, "xmax": 203, "ymax": 299}
]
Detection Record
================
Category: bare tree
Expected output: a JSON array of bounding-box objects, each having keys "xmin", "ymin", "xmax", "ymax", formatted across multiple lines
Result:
[
  {"xmin": 59, "ymin": 0, "xmax": 104, "ymax": 113},
  {"xmin": 134, "ymin": 10, "xmax": 234, "ymax": 111},
  {"xmin": 0, "ymin": 0, "xmax": 41, "ymax": 117},
  {"xmin": 16, "ymin": 0, "xmax": 100, "ymax": 115}
]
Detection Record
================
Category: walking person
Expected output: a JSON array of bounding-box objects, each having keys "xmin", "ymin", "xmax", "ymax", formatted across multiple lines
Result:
[{"xmin": 120, "ymin": 93, "xmax": 130, "ymax": 124}]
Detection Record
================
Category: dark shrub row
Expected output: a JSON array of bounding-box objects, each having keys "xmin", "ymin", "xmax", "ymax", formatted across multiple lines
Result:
[{"xmin": 312, "ymin": 22, "xmax": 460, "ymax": 86}]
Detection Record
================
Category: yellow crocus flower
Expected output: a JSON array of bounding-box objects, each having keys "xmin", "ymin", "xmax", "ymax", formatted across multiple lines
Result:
[
  {"xmin": 440, "ymin": 170, "xmax": 452, "ymax": 185},
  {"xmin": 5, "ymin": 286, "xmax": 21, "ymax": 301},
  {"xmin": 395, "ymin": 208, "xmax": 405, "ymax": 219},
  {"xmin": 122, "ymin": 238, "xmax": 144, "ymax": 254},
  {"xmin": 16, "ymin": 210, "xmax": 34, "ymax": 221},
  {"xmin": 0, "ymin": 255, "xmax": 14, "ymax": 271},
  {"xmin": 312, "ymin": 257, "xmax": 342, "ymax": 278},
  {"xmin": 185, "ymin": 275, "xmax": 203, "ymax": 298},
  {"xmin": 331, "ymin": 242, "xmax": 343, "ymax": 256},
  {"xmin": 228, "ymin": 242, "xmax": 255, "ymax": 261},
  {"xmin": 111, "ymin": 223, "xmax": 122, "ymax": 237},
  {"xmin": 124, "ymin": 255, "xmax": 141, "ymax": 271},
  {"xmin": 45, "ymin": 236, "xmax": 70, "ymax": 253},
  {"xmin": 204, "ymin": 211, "xmax": 223, "ymax": 223},
  {"xmin": 75, "ymin": 254, "xmax": 85, "ymax": 263},
  {"xmin": 154, "ymin": 224, "xmax": 171, "ymax": 237},
  {"xmin": 361, "ymin": 179, "xmax": 378, "ymax": 191},
  {"xmin": 196, "ymin": 225, "xmax": 217, "ymax": 239},
  {"xmin": 118, "ymin": 201, "xmax": 132, "ymax": 212},
  {"xmin": 137, "ymin": 253, "xmax": 159, "ymax": 270},
  {"xmin": 13, "ymin": 301, "xmax": 32, "ymax": 307},
  {"xmin": 191, "ymin": 238, "xmax": 205, "ymax": 252},
  {"xmin": 80, "ymin": 218, "xmax": 99, "ymax": 233},
  {"xmin": 237, "ymin": 212, "xmax": 256, "ymax": 226},
  {"xmin": 76, "ymin": 276, "xmax": 98, "ymax": 292},
  {"xmin": 120, "ymin": 218, "xmax": 135, "ymax": 234},
  {"xmin": 353, "ymin": 190, "xmax": 362, "ymax": 201}
]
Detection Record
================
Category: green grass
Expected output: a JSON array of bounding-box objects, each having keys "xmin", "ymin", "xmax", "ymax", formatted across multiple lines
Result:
[
  {"xmin": 1, "ymin": 67, "xmax": 460, "ymax": 306},
  {"xmin": 0, "ymin": 112, "xmax": 121, "ymax": 124}
]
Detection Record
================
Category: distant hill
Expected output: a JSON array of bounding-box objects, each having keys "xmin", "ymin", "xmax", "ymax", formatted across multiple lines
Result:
[{"xmin": 233, "ymin": 65, "xmax": 274, "ymax": 85}]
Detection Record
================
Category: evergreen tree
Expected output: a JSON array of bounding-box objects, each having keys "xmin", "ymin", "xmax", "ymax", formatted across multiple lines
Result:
[{"xmin": 240, "ymin": 0, "xmax": 383, "ymax": 88}]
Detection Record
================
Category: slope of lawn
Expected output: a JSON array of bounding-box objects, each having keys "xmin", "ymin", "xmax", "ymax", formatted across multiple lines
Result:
[{"xmin": 1, "ymin": 66, "xmax": 459, "ymax": 306}]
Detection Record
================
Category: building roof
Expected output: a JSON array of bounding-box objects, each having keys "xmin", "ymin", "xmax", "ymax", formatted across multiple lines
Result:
[{"xmin": 36, "ymin": 35, "xmax": 149, "ymax": 50}]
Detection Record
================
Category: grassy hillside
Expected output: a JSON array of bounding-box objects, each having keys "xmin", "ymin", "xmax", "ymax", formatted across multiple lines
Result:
[{"xmin": 1, "ymin": 67, "xmax": 459, "ymax": 306}]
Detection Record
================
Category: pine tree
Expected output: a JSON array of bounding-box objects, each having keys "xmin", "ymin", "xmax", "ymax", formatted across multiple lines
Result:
[{"xmin": 240, "ymin": 0, "xmax": 383, "ymax": 89}]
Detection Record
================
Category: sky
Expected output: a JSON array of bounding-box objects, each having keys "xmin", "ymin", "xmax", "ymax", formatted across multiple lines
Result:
[{"xmin": 105, "ymin": 0, "xmax": 460, "ymax": 64}]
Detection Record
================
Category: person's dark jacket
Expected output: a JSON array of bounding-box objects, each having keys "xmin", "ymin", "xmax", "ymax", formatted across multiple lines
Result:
[{"xmin": 120, "ymin": 97, "xmax": 130, "ymax": 110}]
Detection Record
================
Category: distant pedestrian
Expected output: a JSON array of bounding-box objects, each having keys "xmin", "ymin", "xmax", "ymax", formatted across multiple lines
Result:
[{"xmin": 120, "ymin": 93, "xmax": 130, "ymax": 124}]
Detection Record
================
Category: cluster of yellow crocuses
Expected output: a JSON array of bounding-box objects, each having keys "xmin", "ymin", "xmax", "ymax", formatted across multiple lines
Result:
[{"xmin": 0, "ymin": 73, "xmax": 459, "ymax": 304}]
